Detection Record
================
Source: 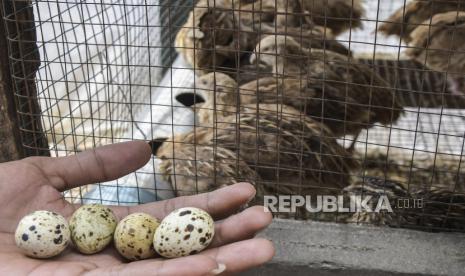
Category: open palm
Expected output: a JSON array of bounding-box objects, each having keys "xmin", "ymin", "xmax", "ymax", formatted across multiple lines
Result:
[{"xmin": 0, "ymin": 141, "xmax": 274, "ymax": 275}]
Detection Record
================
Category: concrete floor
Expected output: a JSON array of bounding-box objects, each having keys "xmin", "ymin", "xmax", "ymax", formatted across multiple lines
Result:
[
  {"xmin": 244, "ymin": 264, "xmax": 422, "ymax": 276},
  {"xmin": 242, "ymin": 219, "xmax": 465, "ymax": 276}
]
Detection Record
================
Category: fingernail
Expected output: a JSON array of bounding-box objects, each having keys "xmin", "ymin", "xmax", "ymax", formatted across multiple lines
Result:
[
  {"xmin": 247, "ymin": 191, "xmax": 257, "ymax": 204},
  {"xmin": 239, "ymin": 193, "xmax": 257, "ymax": 211},
  {"xmin": 210, "ymin": 263, "xmax": 226, "ymax": 275}
]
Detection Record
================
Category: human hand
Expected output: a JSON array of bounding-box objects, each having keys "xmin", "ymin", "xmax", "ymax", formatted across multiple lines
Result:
[{"xmin": 0, "ymin": 141, "xmax": 274, "ymax": 275}]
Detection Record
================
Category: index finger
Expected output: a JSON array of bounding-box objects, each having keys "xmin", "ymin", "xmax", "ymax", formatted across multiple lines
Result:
[{"xmin": 25, "ymin": 141, "xmax": 152, "ymax": 191}]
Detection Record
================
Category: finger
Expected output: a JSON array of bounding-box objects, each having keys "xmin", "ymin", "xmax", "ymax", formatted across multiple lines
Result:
[
  {"xmin": 85, "ymin": 254, "xmax": 222, "ymax": 276},
  {"xmin": 110, "ymin": 182, "xmax": 256, "ymax": 221},
  {"xmin": 25, "ymin": 141, "xmax": 151, "ymax": 191},
  {"xmin": 201, "ymin": 238, "xmax": 275, "ymax": 274},
  {"xmin": 209, "ymin": 206, "xmax": 272, "ymax": 248}
]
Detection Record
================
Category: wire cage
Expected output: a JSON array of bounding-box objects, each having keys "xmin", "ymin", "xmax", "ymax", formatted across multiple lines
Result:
[{"xmin": 2, "ymin": 0, "xmax": 465, "ymax": 233}]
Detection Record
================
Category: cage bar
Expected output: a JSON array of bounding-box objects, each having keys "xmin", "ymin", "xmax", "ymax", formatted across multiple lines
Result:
[{"xmin": 1, "ymin": 0, "xmax": 464, "ymax": 235}]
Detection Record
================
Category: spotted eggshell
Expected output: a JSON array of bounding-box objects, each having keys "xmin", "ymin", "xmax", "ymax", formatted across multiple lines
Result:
[
  {"xmin": 114, "ymin": 213, "xmax": 161, "ymax": 260},
  {"xmin": 154, "ymin": 207, "xmax": 214, "ymax": 258},
  {"xmin": 15, "ymin": 210, "xmax": 70, "ymax": 258},
  {"xmin": 69, "ymin": 204, "xmax": 117, "ymax": 254}
]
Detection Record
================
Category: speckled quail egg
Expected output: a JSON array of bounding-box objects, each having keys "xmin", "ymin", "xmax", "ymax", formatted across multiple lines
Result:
[
  {"xmin": 15, "ymin": 210, "xmax": 70, "ymax": 258},
  {"xmin": 114, "ymin": 212, "xmax": 161, "ymax": 260},
  {"xmin": 69, "ymin": 204, "xmax": 117, "ymax": 254},
  {"xmin": 154, "ymin": 207, "xmax": 215, "ymax": 258}
]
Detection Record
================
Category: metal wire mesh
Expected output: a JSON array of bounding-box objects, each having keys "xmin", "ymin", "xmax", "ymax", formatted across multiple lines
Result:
[{"xmin": 2, "ymin": 0, "xmax": 465, "ymax": 233}]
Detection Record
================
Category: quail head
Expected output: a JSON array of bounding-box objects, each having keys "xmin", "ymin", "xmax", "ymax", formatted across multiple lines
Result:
[{"xmin": 175, "ymin": 0, "xmax": 258, "ymax": 74}]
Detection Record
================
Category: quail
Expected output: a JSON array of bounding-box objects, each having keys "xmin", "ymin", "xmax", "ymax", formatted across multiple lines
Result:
[
  {"xmin": 359, "ymin": 148, "xmax": 465, "ymax": 193},
  {"xmin": 406, "ymin": 11, "xmax": 465, "ymax": 95},
  {"xmin": 343, "ymin": 177, "xmax": 465, "ymax": 232},
  {"xmin": 378, "ymin": 0, "xmax": 465, "ymax": 43},
  {"xmin": 408, "ymin": 187, "xmax": 465, "ymax": 232},
  {"xmin": 150, "ymin": 131, "xmax": 261, "ymax": 197},
  {"xmin": 235, "ymin": 0, "xmax": 305, "ymax": 30},
  {"xmin": 249, "ymin": 35, "xmax": 403, "ymax": 150},
  {"xmin": 175, "ymin": 0, "xmax": 258, "ymax": 74},
  {"xmin": 236, "ymin": 25, "xmax": 350, "ymax": 84},
  {"xmin": 239, "ymin": 75, "xmax": 402, "ymax": 147},
  {"xmin": 249, "ymin": 34, "xmax": 354, "ymax": 76},
  {"xmin": 195, "ymin": 103, "xmax": 360, "ymax": 196},
  {"xmin": 260, "ymin": 25, "xmax": 351, "ymax": 56},
  {"xmin": 298, "ymin": 0, "xmax": 366, "ymax": 36},
  {"xmin": 249, "ymin": 34, "xmax": 316, "ymax": 75},
  {"xmin": 235, "ymin": 0, "xmax": 281, "ymax": 29},
  {"xmin": 342, "ymin": 177, "xmax": 410, "ymax": 226}
]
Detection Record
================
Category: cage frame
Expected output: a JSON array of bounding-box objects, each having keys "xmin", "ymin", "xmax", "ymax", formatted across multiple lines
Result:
[
  {"xmin": 0, "ymin": 0, "xmax": 49, "ymax": 160},
  {"xmin": 0, "ymin": 13, "xmax": 22, "ymax": 162}
]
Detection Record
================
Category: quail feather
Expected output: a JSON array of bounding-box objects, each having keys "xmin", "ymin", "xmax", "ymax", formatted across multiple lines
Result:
[
  {"xmin": 378, "ymin": 0, "xmax": 465, "ymax": 43},
  {"xmin": 342, "ymin": 177, "xmax": 465, "ymax": 232},
  {"xmin": 175, "ymin": 0, "xmax": 258, "ymax": 74},
  {"xmin": 192, "ymin": 102, "xmax": 359, "ymax": 196},
  {"xmin": 358, "ymin": 148, "xmax": 465, "ymax": 194},
  {"xmin": 298, "ymin": 0, "xmax": 366, "ymax": 36},
  {"xmin": 232, "ymin": 0, "xmax": 278, "ymax": 29},
  {"xmin": 341, "ymin": 177, "xmax": 411, "ymax": 226},
  {"xmin": 408, "ymin": 187, "xmax": 465, "ymax": 232},
  {"xmin": 406, "ymin": 12, "xmax": 465, "ymax": 96},
  {"xmin": 238, "ymin": 74, "xmax": 402, "ymax": 151},
  {"xmin": 154, "ymin": 102, "xmax": 358, "ymax": 197},
  {"xmin": 248, "ymin": 0, "xmax": 365, "ymax": 36},
  {"xmin": 249, "ymin": 35, "xmax": 403, "ymax": 150},
  {"xmin": 250, "ymin": 34, "xmax": 384, "ymax": 81},
  {"xmin": 150, "ymin": 130, "xmax": 261, "ymax": 197},
  {"xmin": 232, "ymin": 0, "xmax": 307, "ymax": 32},
  {"xmin": 232, "ymin": 0, "xmax": 349, "ymax": 55},
  {"xmin": 258, "ymin": 25, "xmax": 351, "ymax": 56}
]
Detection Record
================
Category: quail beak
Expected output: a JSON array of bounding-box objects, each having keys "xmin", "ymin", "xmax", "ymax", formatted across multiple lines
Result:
[{"xmin": 149, "ymin": 138, "xmax": 168, "ymax": 155}]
